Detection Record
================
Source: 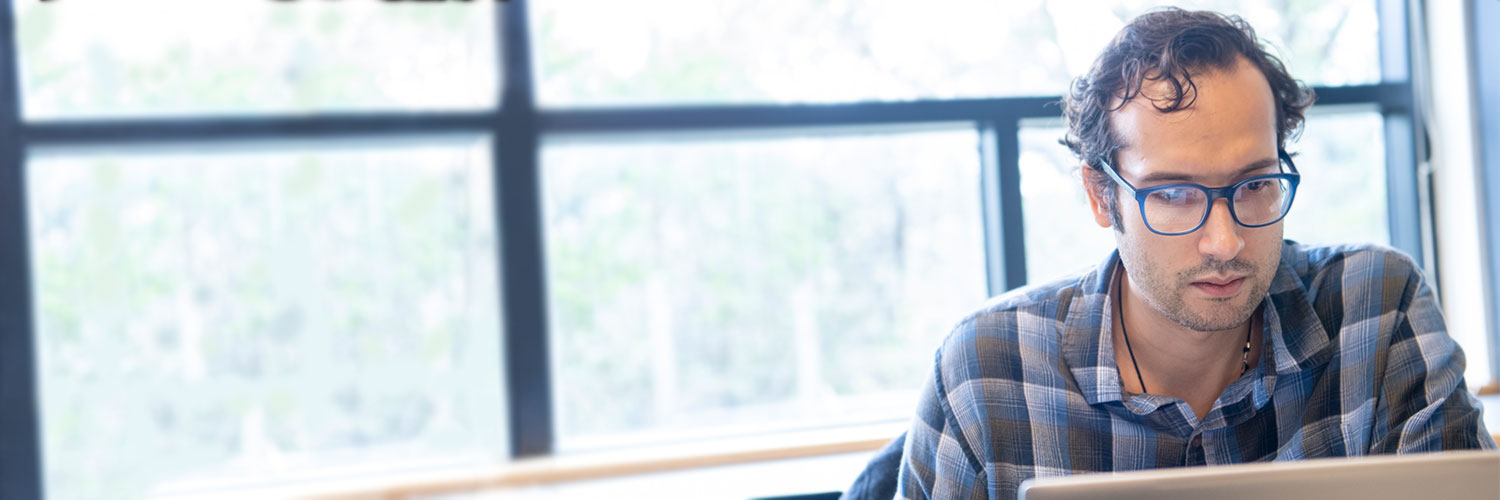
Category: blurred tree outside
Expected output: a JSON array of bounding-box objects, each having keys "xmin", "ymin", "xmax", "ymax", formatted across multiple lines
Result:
[
  {"xmin": 15, "ymin": 0, "xmax": 497, "ymax": 118},
  {"xmin": 544, "ymin": 130, "xmax": 987, "ymax": 445},
  {"xmin": 29, "ymin": 142, "xmax": 505, "ymax": 499},
  {"xmin": 531, "ymin": 0, "xmax": 1375, "ymax": 107}
]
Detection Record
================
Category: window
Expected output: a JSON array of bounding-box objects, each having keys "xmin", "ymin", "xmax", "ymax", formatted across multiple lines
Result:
[
  {"xmin": 28, "ymin": 140, "xmax": 504, "ymax": 498},
  {"xmin": 1280, "ymin": 108, "xmax": 1390, "ymax": 246},
  {"xmin": 530, "ymin": 0, "xmax": 1378, "ymax": 107},
  {"xmin": 1019, "ymin": 120, "xmax": 1116, "ymax": 284},
  {"xmin": 14, "ymin": 0, "xmax": 498, "ymax": 118},
  {"xmin": 0, "ymin": 1, "xmax": 1445, "ymax": 498},
  {"xmin": 7, "ymin": 1, "xmax": 507, "ymax": 498},
  {"xmin": 542, "ymin": 128, "xmax": 987, "ymax": 449}
]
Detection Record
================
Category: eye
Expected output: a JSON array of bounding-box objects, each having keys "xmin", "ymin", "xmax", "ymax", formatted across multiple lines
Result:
[
  {"xmin": 1242, "ymin": 179, "xmax": 1273, "ymax": 192},
  {"xmin": 1147, "ymin": 187, "xmax": 1197, "ymax": 206}
]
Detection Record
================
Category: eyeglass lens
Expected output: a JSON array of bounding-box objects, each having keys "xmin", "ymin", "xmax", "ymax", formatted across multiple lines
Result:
[{"xmin": 1141, "ymin": 178, "xmax": 1295, "ymax": 233}]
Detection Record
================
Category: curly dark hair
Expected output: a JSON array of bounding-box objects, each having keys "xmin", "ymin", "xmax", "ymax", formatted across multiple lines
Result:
[{"xmin": 1061, "ymin": 8, "xmax": 1315, "ymax": 229}]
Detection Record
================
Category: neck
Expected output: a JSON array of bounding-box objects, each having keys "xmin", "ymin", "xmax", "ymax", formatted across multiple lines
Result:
[{"xmin": 1113, "ymin": 267, "xmax": 1259, "ymax": 413}]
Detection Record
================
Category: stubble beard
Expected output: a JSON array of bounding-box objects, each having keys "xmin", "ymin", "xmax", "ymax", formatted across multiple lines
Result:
[{"xmin": 1128, "ymin": 250, "xmax": 1279, "ymax": 333}]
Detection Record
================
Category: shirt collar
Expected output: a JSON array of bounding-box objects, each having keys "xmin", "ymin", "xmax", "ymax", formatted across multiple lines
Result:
[
  {"xmin": 1264, "ymin": 241, "xmax": 1334, "ymax": 374},
  {"xmin": 1060, "ymin": 250, "xmax": 1124, "ymax": 406},
  {"xmin": 1061, "ymin": 241, "xmax": 1332, "ymax": 407}
]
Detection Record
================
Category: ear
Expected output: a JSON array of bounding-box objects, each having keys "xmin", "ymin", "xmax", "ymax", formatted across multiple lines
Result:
[{"xmin": 1080, "ymin": 165, "xmax": 1114, "ymax": 228}]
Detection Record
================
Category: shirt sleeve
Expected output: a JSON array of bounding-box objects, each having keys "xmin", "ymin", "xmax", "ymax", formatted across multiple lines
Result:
[
  {"xmin": 899, "ymin": 348, "xmax": 989, "ymax": 500},
  {"xmin": 1370, "ymin": 255, "xmax": 1497, "ymax": 453}
]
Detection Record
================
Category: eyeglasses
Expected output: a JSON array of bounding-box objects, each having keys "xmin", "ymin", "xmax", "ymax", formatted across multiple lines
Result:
[{"xmin": 1099, "ymin": 150, "xmax": 1301, "ymax": 236}]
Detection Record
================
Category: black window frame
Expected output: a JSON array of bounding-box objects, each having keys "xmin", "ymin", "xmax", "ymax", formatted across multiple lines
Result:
[{"xmin": 0, "ymin": 1, "xmax": 1431, "ymax": 497}]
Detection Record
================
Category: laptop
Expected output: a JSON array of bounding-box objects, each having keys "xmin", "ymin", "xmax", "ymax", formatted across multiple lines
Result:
[{"xmin": 1018, "ymin": 450, "xmax": 1500, "ymax": 500}]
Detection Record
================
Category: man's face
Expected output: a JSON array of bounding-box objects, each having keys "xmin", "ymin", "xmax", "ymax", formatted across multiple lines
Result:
[{"xmin": 1087, "ymin": 56, "xmax": 1284, "ymax": 332}]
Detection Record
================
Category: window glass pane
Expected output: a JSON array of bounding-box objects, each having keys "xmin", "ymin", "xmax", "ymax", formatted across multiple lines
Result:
[
  {"xmin": 14, "ymin": 0, "xmax": 498, "ymax": 118},
  {"xmin": 532, "ymin": 0, "xmax": 1376, "ymax": 107},
  {"xmin": 1020, "ymin": 120, "xmax": 1116, "ymax": 285},
  {"xmin": 1101, "ymin": 0, "xmax": 1380, "ymax": 87},
  {"xmin": 543, "ymin": 128, "xmax": 986, "ymax": 449},
  {"xmin": 1282, "ymin": 107, "xmax": 1389, "ymax": 246},
  {"xmin": 28, "ymin": 139, "xmax": 504, "ymax": 499},
  {"xmin": 1021, "ymin": 108, "xmax": 1388, "ymax": 287}
]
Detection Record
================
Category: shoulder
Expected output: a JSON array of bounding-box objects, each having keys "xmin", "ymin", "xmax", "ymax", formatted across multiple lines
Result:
[
  {"xmin": 933, "ymin": 269, "xmax": 1093, "ymax": 379},
  {"xmin": 950, "ymin": 270, "xmax": 1089, "ymax": 339},
  {"xmin": 1272, "ymin": 241, "xmax": 1436, "ymax": 369},
  {"xmin": 1279, "ymin": 240, "xmax": 1426, "ymax": 297}
]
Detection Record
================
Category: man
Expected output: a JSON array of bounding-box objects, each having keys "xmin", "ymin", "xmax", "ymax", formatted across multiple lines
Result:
[{"xmin": 854, "ymin": 8, "xmax": 1495, "ymax": 500}]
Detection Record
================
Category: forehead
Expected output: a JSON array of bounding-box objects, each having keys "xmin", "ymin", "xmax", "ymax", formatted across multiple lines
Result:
[{"xmin": 1109, "ymin": 56, "xmax": 1279, "ymax": 182}]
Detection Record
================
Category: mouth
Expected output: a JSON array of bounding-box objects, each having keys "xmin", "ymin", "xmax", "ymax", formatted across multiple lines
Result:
[{"xmin": 1189, "ymin": 276, "xmax": 1246, "ymax": 298}]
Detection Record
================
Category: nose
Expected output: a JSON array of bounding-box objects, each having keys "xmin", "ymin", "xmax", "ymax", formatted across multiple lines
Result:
[{"xmin": 1197, "ymin": 198, "xmax": 1245, "ymax": 261}]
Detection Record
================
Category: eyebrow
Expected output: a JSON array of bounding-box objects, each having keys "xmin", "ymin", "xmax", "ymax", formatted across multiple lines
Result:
[{"xmin": 1135, "ymin": 157, "xmax": 1281, "ymax": 185}]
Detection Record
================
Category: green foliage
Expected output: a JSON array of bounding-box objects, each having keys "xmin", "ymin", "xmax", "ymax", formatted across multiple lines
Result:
[{"xmin": 30, "ymin": 144, "xmax": 504, "ymax": 499}]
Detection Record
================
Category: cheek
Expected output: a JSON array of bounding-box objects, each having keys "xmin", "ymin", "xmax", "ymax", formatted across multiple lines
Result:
[
  {"xmin": 1135, "ymin": 231, "xmax": 1200, "ymax": 264},
  {"xmin": 1115, "ymin": 230, "xmax": 1196, "ymax": 279},
  {"xmin": 1244, "ymin": 225, "xmax": 1285, "ymax": 257},
  {"xmin": 1241, "ymin": 226, "xmax": 1285, "ymax": 279}
]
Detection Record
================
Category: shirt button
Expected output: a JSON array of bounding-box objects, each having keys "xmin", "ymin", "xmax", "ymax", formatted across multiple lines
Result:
[{"xmin": 1191, "ymin": 435, "xmax": 1203, "ymax": 447}]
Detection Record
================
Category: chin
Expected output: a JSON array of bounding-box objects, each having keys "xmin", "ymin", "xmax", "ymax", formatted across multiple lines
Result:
[{"xmin": 1184, "ymin": 296, "xmax": 1260, "ymax": 331}]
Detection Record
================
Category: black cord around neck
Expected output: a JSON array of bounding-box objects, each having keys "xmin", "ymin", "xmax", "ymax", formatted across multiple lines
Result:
[
  {"xmin": 1116, "ymin": 271, "xmax": 1148, "ymax": 394},
  {"xmin": 1115, "ymin": 270, "xmax": 1254, "ymax": 397}
]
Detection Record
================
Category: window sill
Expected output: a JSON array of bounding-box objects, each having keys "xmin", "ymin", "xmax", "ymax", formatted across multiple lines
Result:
[
  {"xmin": 1481, "ymin": 394, "xmax": 1500, "ymax": 446},
  {"xmin": 182, "ymin": 421, "xmax": 905, "ymax": 500},
  {"xmin": 163, "ymin": 394, "xmax": 1500, "ymax": 500}
]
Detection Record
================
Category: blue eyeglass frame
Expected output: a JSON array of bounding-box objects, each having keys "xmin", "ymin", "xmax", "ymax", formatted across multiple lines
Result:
[{"xmin": 1098, "ymin": 149, "xmax": 1302, "ymax": 236}]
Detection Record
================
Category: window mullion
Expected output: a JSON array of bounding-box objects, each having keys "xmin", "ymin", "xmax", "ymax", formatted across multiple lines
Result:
[
  {"xmin": 0, "ymin": 0, "xmax": 44, "ymax": 498},
  {"xmin": 496, "ymin": 0, "xmax": 554, "ymax": 459},
  {"xmin": 980, "ymin": 119, "xmax": 1027, "ymax": 294},
  {"xmin": 1377, "ymin": 0, "xmax": 1429, "ymax": 271}
]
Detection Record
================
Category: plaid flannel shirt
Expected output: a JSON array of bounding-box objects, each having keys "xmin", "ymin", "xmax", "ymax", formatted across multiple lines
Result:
[{"xmin": 898, "ymin": 241, "xmax": 1496, "ymax": 500}]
